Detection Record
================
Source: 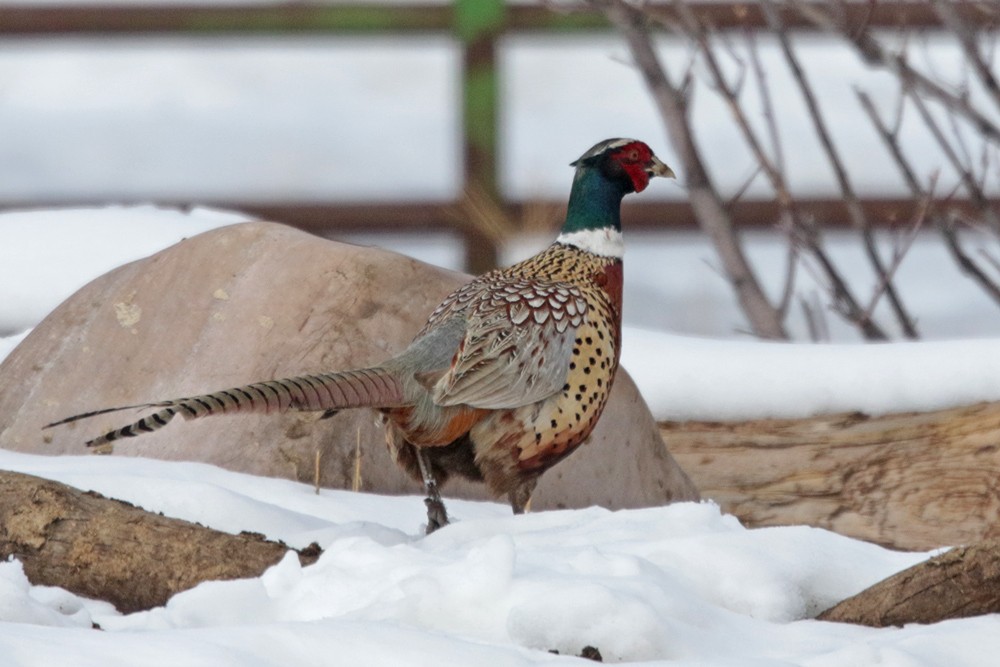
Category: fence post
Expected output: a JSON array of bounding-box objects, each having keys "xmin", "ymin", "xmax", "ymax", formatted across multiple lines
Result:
[{"xmin": 454, "ymin": 0, "xmax": 505, "ymax": 273}]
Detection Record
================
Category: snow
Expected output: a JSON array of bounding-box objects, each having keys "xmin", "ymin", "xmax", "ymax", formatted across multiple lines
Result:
[
  {"xmin": 2, "ymin": 18, "xmax": 1000, "ymax": 663},
  {"xmin": 622, "ymin": 331, "xmax": 1000, "ymax": 420},
  {"xmin": 0, "ymin": 448, "xmax": 973, "ymax": 667},
  {"xmin": 2, "ymin": 206, "xmax": 1000, "ymax": 665}
]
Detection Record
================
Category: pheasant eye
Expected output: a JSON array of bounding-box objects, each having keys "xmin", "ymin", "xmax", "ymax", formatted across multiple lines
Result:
[{"xmin": 627, "ymin": 149, "xmax": 639, "ymax": 160}]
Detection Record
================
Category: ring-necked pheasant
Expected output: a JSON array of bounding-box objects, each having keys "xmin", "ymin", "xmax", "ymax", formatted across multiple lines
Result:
[{"xmin": 46, "ymin": 138, "xmax": 673, "ymax": 530}]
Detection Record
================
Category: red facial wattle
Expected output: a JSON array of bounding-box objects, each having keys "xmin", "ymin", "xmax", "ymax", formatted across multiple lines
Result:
[
  {"xmin": 623, "ymin": 163, "xmax": 650, "ymax": 192},
  {"xmin": 611, "ymin": 142, "xmax": 655, "ymax": 193}
]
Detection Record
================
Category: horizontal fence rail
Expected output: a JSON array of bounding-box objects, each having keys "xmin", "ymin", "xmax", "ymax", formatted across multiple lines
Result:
[
  {"xmin": 1, "ymin": 2, "xmax": 998, "ymax": 271},
  {"xmin": 7, "ymin": 196, "xmax": 994, "ymax": 232},
  {"xmin": 2, "ymin": 3, "xmax": 996, "ymax": 35}
]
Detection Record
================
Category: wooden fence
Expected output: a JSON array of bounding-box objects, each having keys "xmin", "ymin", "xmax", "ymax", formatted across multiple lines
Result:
[{"xmin": 1, "ymin": 1, "xmax": 996, "ymax": 271}]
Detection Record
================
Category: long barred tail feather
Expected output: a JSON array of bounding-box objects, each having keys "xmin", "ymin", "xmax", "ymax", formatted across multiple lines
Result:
[
  {"xmin": 45, "ymin": 367, "xmax": 405, "ymax": 449},
  {"xmin": 44, "ymin": 403, "xmax": 165, "ymax": 428}
]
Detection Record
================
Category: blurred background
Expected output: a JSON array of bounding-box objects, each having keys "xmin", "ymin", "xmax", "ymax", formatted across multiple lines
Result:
[{"xmin": 1, "ymin": 0, "xmax": 999, "ymax": 341}]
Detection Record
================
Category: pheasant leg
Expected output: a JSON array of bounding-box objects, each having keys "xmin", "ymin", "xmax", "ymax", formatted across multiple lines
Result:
[{"xmin": 416, "ymin": 449, "xmax": 449, "ymax": 534}]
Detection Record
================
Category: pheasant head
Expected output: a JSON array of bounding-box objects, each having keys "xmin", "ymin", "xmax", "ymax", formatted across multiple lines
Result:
[{"xmin": 559, "ymin": 138, "xmax": 674, "ymax": 255}]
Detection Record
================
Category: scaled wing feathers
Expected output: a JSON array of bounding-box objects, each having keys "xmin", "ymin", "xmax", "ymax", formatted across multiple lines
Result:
[{"xmin": 419, "ymin": 275, "xmax": 588, "ymax": 409}]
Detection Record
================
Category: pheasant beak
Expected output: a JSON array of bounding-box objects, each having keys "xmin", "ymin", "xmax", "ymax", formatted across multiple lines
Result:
[{"xmin": 646, "ymin": 156, "xmax": 675, "ymax": 180}]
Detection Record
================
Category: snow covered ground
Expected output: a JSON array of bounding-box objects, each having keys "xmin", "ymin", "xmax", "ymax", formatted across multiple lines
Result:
[
  {"xmin": 1, "ymin": 448, "xmax": 992, "ymax": 667},
  {"xmin": 2, "ymin": 207, "xmax": 1000, "ymax": 666}
]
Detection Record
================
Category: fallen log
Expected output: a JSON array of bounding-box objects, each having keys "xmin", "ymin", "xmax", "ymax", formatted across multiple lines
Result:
[
  {"xmin": 0, "ymin": 470, "xmax": 320, "ymax": 613},
  {"xmin": 665, "ymin": 405, "xmax": 1000, "ymax": 626},
  {"xmin": 819, "ymin": 539, "xmax": 1000, "ymax": 626},
  {"xmin": 661, "ymin": 401, "xmax": 1000, "ymax": 551}
]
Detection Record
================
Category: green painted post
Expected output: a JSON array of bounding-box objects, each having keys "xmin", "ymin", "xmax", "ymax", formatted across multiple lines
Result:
[{"xmin": 455, "ymin": 0, "xmax": 505, "ymax": 273}]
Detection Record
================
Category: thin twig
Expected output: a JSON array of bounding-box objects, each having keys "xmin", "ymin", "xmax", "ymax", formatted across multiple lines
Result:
[
  {"xmin": 745, "ymin": 28, "xmax": 785, "ymax": 176},
  {"xmin": 668, "ymin": 1, "xmax": 791, "ymax": 206},
  {"xmin": 940, "ymin": 213, "xmax": 1000, "ymax": 307},
  {"xmin": 794, "ymin": 215, "xmax": 883, "ymax": 332},
  {"xmin": 929, "ymin": 0, "xmax": 1000, "ymax": 114},
  {"xmin": 791, "ymin": 0, "xmax": 1000, "ymax": 145},
  {"xmin": 726, "ymin": 165, "xmax": 763, "ymax": 207},
  {"xmin": 854, "ymin": 87, "xmax": 1000, "ymax": 317},
  {"xmin": 944, "ymin": 102, "xmax": 977, "ymax": 185},
  {"xmin": 666, "ymin": 0, "xmax": 884, "ymax": 335},
  {"xmin": 978, "ymin": 246, "xmax": 1000, "ymax": 276},
  {"xmin": 765, "ymin": 0, "xmax": 905, "ymax": 338},
  {"xmin": 776, "ymin": 224, "xmax": 799, "ymax": 319},
  {"xmin": 744, "ymin": 27, "xmax": 799, "ymax": 318},
  {"xmin": 859, "ymin": 189, "xmax": 931, "ymax": 325},
  {"xmin": 856, "ymin": 88, "xmax": 922, "ymax": 192},
  {"xmin": 908, "ymin": 90, "xmax": 1000, "ymax": 234},
  {"xmin": 595, "ymin": 0, "xmax": 788, "ymax": 339},
  {"xmin": 798, "ymin": 291, "xmax": 829, "ymax": 343},
  {"xmin": 352, "ymin": 426, "xmax": 363, "ymax": 493},
  {"xmin": 314, "ymin": 448, "xmax": 321, "ymax": 495},
  {"xmin": 664, "ymin": 1, "xmax": 804, "ymax": 322}
]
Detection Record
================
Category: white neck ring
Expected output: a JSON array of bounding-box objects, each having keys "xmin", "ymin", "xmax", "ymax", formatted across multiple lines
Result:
[{"xmin": 556, "ymin": 227, "xmax": 624, "ymax": 258}]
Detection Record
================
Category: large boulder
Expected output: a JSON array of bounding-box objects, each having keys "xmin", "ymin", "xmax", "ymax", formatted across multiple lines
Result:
[{"xmin": 0, "ymin": 222, "xmax": 698, "ymax": 510}]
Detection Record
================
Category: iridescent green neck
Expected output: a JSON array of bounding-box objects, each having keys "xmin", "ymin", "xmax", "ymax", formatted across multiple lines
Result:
[{"xmin": 561, "ymin": 165, "xmax": 626, "ymax": 234}]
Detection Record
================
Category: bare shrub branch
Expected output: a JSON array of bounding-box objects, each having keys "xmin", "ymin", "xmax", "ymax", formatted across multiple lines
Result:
[
  {"xmin": 856, "ymin": 89, "xmax": 923, "ymax": 194},
  {"xmin": 929, "ymin": 0, "xmax": 1000, "ymax": 114},
  {"xmin": 908, "ymin": 90, "xmax": 1000, "ymax": 234},
  {"xmin": 792, "ymin": 0, "xmax": 1000, "ymax": 145},
  {"xmin": 593, "ymin": 0, "xmax": 789, "ymax": 339},
  {"xmin": 941, "ymin": 213, "xmax": 1000, "ymax": 307},
  {"xmin": 664, "ymin": 0, "xmax": 888, "ymax": 337},
  {"xmin": 573, "ymin": 0, "xmax": 1000, "ymax": 340},
  {"xmin": 764, "ymin": 0, "xmax": 914, "ymax": 338}
]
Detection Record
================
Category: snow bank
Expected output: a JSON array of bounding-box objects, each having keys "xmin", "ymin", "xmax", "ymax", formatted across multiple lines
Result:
[
  {"xmin": 624, "ymin": 328, "xmax": 1000, "ymax": 420},
  {"xmin": 0, "ymin": 449, "xmax": 975, "ymax": 667}
]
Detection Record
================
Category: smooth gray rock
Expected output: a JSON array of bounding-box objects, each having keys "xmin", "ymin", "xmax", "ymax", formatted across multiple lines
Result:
[{"xmin": 0, "ymin": 221, "xmax": 698, "ymax": 509}]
